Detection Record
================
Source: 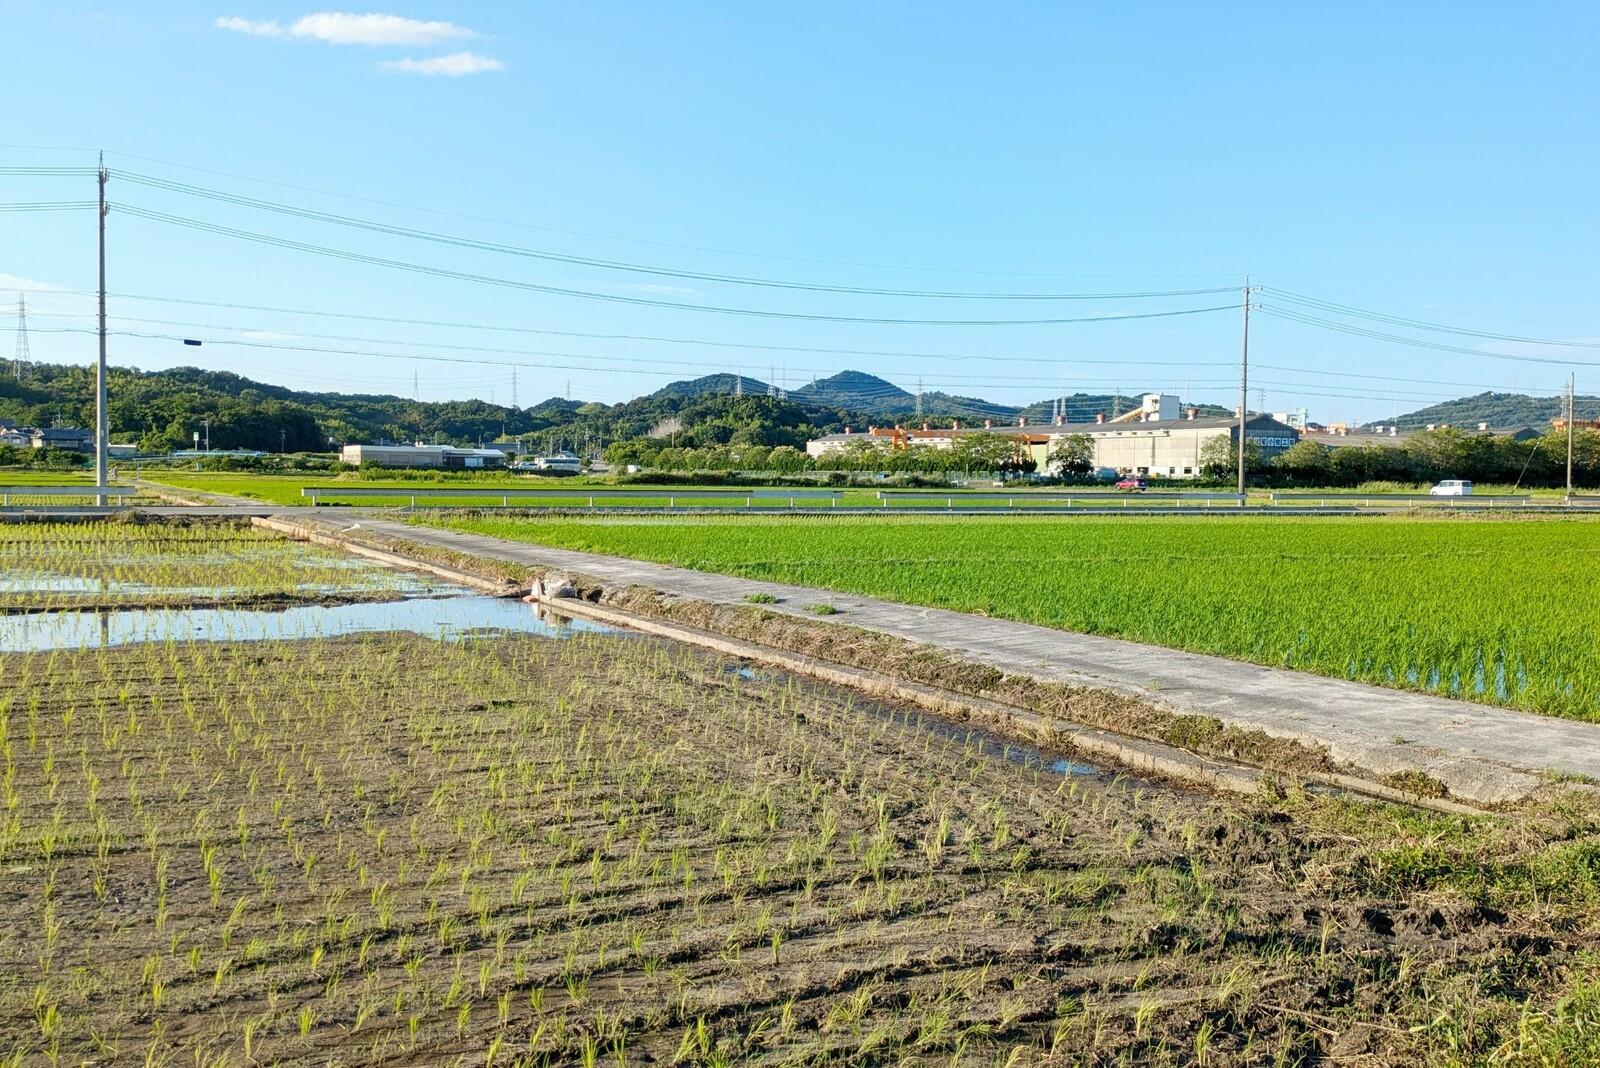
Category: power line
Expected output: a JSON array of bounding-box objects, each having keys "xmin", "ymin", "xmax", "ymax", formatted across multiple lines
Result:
[
  {"xmin": 1253, "ymin": 274, "xmax": 1600, "ymax": 333},
  {"xmin": 1264, "ymin": 287, "xmax": 1600, "ymax": 349},
  {"xmin": 114, "ymin": 170, "xmax": 1240, "ymax": 302},
  {"xmin": 4, "ymin": 288, "xmax": 1238, "ymax": 368},
  {"xmin": 1255, "ymin": 364, "xmax": 1565, "ymax": 394},
  {"xmin": 33, "ymin": 322, "xmax": 1240, "ymax": 390},
  {"xmin": 35, "ymin": 147, "xmax": 1233, "ymax": 280},
  {"xmin": 68, "ymin": 326, "xmax": 1461, "ymax": 412},
  {"xmin": 114, "ymin": 202, "xmax": 1241, "ymax": 328},
  {"xmin": 0, "ymin": 201, "xmax": 99, "ymax": 212},
  {"xmin": 1258, "ymin": 305, "xmax": 1600, "ymax": 368}
]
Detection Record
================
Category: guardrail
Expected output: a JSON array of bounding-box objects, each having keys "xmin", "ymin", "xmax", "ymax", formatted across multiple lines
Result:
[
  {"xmin": 1268, "ymin": 492, "xmax": 1533, "ymax": 507},
  {"xmin": 301, "ymin": 486, "xmax": 846, "ymax": 508},
  {"xmin": 876, "ymin": 490, "xmax": 1247, "ymax": 509},
  {"xmin": 0, "ymin": 485, "xmax": 134, "ymax": 505}
]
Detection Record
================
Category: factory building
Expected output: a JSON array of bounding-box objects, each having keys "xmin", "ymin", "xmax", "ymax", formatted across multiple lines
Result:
[
  {"xmin": 805, "ymin": 393, "xmax": 1301, "ymax": 478},
  {"xmin": 340, "ymin": 444, "xmax": 507, "ymax": 469}
]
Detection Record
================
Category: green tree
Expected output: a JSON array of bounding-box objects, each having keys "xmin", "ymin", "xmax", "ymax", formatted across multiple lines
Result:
[
  {"xmin": 1275, "ymin": 440, "xmax": 1332, "ymax": 483},
  {"xmin": 1199, "ymin": 435, "xmax": 1263, "ymax": 481},
  {"xmin": 1047, "ymin": 434, "xmax": 1094, "ymax": 476}
]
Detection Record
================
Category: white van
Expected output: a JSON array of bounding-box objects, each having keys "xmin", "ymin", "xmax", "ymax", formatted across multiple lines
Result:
[{"xmin": 1429, "ymin": 479, "xmax": 1473, "ymax": 497}]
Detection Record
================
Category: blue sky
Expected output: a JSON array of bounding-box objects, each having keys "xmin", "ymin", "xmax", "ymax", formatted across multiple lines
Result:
[{"xmin": 4, "ymin": 2, "xmax": 1598, "ymax": 422}]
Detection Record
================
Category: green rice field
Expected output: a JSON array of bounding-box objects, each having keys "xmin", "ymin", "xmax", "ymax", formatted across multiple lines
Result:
[
  {"xmin": 423, "ymin": 514, "xmax": 1600, "ymax": 721},
  {"xmin": 0, "ymin": 472, "xmax": 103, "ymax": 486}
]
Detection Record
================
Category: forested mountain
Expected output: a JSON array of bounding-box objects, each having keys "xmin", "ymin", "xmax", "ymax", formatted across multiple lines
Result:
[
  {"xmin": 0, "ymin": 363, "xmax": 855, "ymax": 453},
  {"xmin": 791, "ymin": 371, "xmax": 915, "ymax": 411},
  {"xmin": 648, "ymin": 373, "xmax": 773, "ymax": 400},
  {"xmin": 0, "ymin": 360, "xmax": 1360, "ymax": 459},
  {"xmin": 1369, "ymin": 391, "xmax": 1598, "ymax": 430}
]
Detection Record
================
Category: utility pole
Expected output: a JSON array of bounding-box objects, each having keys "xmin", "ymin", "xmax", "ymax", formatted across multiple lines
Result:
[
  {"xmin": 203, "ymin": 417, "xmax": 210, "ymax": 452},
  {"xmin": 1567, "ymin": 373, "xmax": 1576, "ymax": 501},
  {"xmin": 1237, "ymin": 276, "xmax": 1251, "ymax": 500},
  {"xmin": 96, "ymin": 154, "xmax": 109, "ymax": 503},
  {"xmin": 93, "ymin": 155, "xmax": 112, "ymax": 505}
]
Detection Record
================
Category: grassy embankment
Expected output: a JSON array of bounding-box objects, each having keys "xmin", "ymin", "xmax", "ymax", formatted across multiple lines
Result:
[{"xmin": 421, "ymin": 513, "xmax": 1600, "ymax": 722}]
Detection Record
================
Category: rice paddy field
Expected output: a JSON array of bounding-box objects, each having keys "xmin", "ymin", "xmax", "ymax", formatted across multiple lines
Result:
[
  {"xmin": 0, "ymin": 522, "xmax": 428, "ymax": 613},
  {"xmin": 7, "ymin": 518, "xmax": 1600, "ymax": 1066},
  {"xmin": 421, "ymin": 514, "xmax": 1600, "ymax": 722},
  {"xmin": 140, "ymin": 473, "xmax": 902, "ymax": 509},
  {"xmin": 0, "ymin": 473, "xmax": 101, "ymax": 486}
]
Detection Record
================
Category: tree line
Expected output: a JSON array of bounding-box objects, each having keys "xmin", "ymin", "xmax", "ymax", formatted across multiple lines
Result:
[{"xmin": 607, "ymin": 426, "xmax": 1600, "ymax": 488}]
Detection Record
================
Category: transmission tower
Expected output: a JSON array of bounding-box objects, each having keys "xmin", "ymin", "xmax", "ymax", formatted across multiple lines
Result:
[
  {"xmin": 511, "ymin": 367, "xmax": 518, "ymax": 409},
  {"xmin": 734, "ymin": 374, "xmax": 743, "ymax": 397},
  {"xmin": 916, "ymin": 376, "xmax": 923, "ymax": 417},
  {"xmin": 11, "ymin": 295, "xmax": 29, "ymax": 379}
]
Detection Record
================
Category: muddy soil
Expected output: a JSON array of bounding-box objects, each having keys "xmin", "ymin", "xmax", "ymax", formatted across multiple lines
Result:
[{"xmin": 2, "ymin": 631, "xmax": 1592, "ymax": 1066}]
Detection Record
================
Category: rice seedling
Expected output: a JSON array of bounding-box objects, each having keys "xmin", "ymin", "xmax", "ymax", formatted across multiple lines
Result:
[
  {"xmin": 2, "ymin": 520, "xmax": 1600, "ymax": 1064},
  {"xmin": 428, "ymin": 512, "xmax": 1600, "ymax": 720},
  {"xmin": 0, "ymin": 520, "xmax": 433, "ymax": 614}
]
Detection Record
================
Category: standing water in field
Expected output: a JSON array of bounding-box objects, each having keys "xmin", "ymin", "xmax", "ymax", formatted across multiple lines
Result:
[
  {"xmin": 0, "ymin": 592, "xmax": 613, "ymax": 652},
  {"xmin": 0, "ymin": 521, "xmax": 616, "ymax": 650}
]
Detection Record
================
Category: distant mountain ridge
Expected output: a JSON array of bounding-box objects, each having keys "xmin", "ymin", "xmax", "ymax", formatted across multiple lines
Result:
[
  {"xmin": 656, "ymin": 369, "xmax": 1227, "ymax": 424},
  {"xmin": 1364, "ymin": 391, "xmax": 1598, "ymax": 430}
]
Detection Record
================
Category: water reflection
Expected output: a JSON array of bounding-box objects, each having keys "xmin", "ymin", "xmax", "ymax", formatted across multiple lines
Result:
[{"xmin": 0, "ymin": 594, "xmax": 612, "ymax": 652}]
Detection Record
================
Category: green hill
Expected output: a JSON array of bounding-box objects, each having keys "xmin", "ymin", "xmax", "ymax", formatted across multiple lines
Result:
[
  {"xmin": 1369, "ymin": 391, "xmax": 1599, "ymax": 430},
  {"xmin": 792, "ymin": 371, "xmax": 915, "ymax": 411},
  {"xmin": 648, "ymin": 373, "xmax": 773, "ymax": 400}
]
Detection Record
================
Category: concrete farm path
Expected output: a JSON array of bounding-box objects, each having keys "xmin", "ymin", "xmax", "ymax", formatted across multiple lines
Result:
[{"xmin": 351, "ymin": 517, "xmax": 1598, "ymax": 804}]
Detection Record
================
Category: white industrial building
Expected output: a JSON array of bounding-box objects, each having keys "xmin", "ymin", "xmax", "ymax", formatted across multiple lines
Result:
[
  {"xmin": 805, "ymin": 393, "xmax": 1301, "ymax": 478},
  {"xmin": 341, "ymin": 444, "xmax": 507, "ymax": 469}
]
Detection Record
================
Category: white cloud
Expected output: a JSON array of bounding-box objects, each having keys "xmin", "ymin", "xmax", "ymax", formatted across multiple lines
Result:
[
  {"xmin": 216, "ymin": 12, "xmax": 476, "ymax": 46},
  {"xmin": 0, "ymin": 273, "xmax": 62, "ymax": 293},
  {"xmin": 289, "ymin": 12, "xmax": 474, "ymax": 46},
  {"xmin": 215, "ymin": 15, "xmax": 284, "ymax": 36},
  {"xmin": 378, "ymin": 51, "xmax": 503, "ymax": 76}
]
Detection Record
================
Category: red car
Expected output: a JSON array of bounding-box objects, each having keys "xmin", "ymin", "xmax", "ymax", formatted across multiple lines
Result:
[{"xmin": 1115, "ymin": 477, "xmax": 1148, "ymax": 491}]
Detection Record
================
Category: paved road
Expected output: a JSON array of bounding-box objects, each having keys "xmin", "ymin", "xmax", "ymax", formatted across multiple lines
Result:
[{"xmin": 348, "ymin": 516, "xmax": 1598, "ymax": 804}]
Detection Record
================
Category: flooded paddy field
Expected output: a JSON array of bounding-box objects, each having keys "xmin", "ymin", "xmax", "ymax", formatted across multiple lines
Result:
[
  {"xmin": 3, "ymin": 521, "xmax": 1600, "ymax": 1065},
  {"xmin": 0, "ymin": 521, "xmax": 435, "ymax": 614}
]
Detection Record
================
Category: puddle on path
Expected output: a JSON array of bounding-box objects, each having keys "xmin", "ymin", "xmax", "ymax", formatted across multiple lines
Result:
[{"xmin": 0, "ymin": 594, "xmax": 612, "ymax": 652}]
